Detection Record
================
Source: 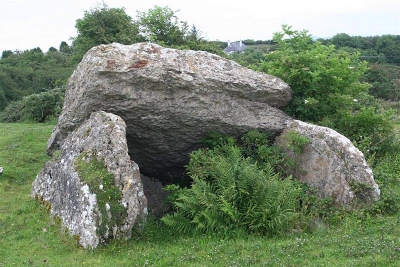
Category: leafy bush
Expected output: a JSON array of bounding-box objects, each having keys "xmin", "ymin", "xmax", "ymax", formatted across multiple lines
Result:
[
  {"xmin": 363, "ymin": 63, "xmax": 400, "ymax": 101},
  {"xmin": 257, "ymin": 25, "xmax": 397, "ymax": 163},
  {"xmin": 370, "ymin": 154, "xmax": 400, "ymax": 214},
  {"xmin": 162, "ymin": 132, "xmax": 304, "ymax": 236},
  {"xmin": 258, "ymin": 25, "xmax": 369, "ymax": 123},
  {"xmin": 0, "ymin": 88, "xmax": 64, "ymax": 123},
  {"xmin": 321, "ymin": 105, "xmax": 397, "ymax": 160}
]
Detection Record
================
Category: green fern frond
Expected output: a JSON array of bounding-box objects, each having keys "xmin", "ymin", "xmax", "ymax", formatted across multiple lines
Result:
[{"xmin": 161, "ymin": 213, "xmax": 194, "ymax": 234}]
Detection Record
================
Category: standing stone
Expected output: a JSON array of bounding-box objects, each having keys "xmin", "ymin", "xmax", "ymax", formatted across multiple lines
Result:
[
  {"xmin": 32, "ymin": 111, "xmax": 147, "ymax": 249},
  {"xmin": 46, "ymin": 42, "xmax": 293, "ymax": 182},
  {"xmin": 275, "ymin": 120, "xmax": 380, "ymax": 209}
]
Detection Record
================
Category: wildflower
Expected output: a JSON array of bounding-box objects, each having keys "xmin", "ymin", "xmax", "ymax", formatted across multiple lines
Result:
[
  {"xmin": 353, "ymin": 99, "xmax": 358, "ymax": 102},
  {"xmin": 304, "ymin": 99, "xmax": 309, "ymax": 104}
]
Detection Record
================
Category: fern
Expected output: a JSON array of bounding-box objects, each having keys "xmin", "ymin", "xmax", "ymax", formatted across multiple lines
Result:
[
  {"xmin": 161, "ymin": 213, "xmax": 193, "ymax": 234},
  {"xmin": 162, "ymin": 132, "xmax": 304, "ymax": 236}
]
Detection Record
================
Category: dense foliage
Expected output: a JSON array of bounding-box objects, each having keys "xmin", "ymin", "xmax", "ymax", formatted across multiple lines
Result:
[
  {"xmin": 362, "ymin": 63, "xmax": 400, "ymax": 101},
  {"xmin": 254, "ymin": 25, "xmax": 397, "ymax": 160},
  {"xmin": 162, "ymin": 131, "xmax": 305, "ymax": 236},
  {"xmin": 0, "ymin": 47, "xmax": 74, "ymax": 111},
  {"xmin": 320, "ymin": 33, "xmax": 400, "ymax": 66},
  {"xmin": 72, "ymin": 4, "xmax": 222, "ymax": 62},
  {"xmin": 136, "ymin": 6, "xmax": 189, "ymax": 46},
  {"xmin": 72, "ymin": 3, "xmax": 144, "ymax": 62},
  {"xmin": 135, "ymin": 6, "xmax": 222, "ymax": 54},
  {"xmin": 258, "ymin": 25, "xmax": 370, "ymax": 122},
  {"xmin": 162, "ymin": 124, "xmax": 400, "ymax": 237},
  {"xmin": 0, "ymin": 88, "xmax": 64, "ymax": 123}
]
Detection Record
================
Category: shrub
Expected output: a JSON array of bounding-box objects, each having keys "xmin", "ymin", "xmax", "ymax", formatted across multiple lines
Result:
[
  {"xmin": 321, "ymin": 106, "xmax": 396, "ymax": 160},
  {"xmin": 370, "ymin": 154, "xmax": 400, "ymax": 214},
  {"xmin": 0, "ymin": 88, "xmax": 64, "ymax": 123},
  {"xmin": 162, "ymin": 135, "xmax": 303, "ymax": 236},
  {"xmin": 258, "ymin": 25, "xmax": 369, "ymax": 123}
]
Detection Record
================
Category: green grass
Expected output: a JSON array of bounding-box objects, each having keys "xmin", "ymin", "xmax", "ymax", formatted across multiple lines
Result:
[{"xmin": 1, "ymin": 122, "xmax": 400, "ymax": 266}]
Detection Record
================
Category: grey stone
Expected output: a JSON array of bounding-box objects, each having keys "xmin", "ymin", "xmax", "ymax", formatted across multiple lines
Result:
[
  {"xmin": 32, "ymin": 111, "xmax": 147, "ymax": 249},
  {"xmin": 46, "ymin": 42, "xmax": 292, "ymax": 182},
  {"xmin": 275, "ymin": 120, "xmax": 380, "ymax": 209}
]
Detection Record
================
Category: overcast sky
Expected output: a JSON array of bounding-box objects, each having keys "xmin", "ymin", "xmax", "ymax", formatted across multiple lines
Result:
[{"xmin": 0, "ymin": 0, "xmax": 399, "ymax": 53}]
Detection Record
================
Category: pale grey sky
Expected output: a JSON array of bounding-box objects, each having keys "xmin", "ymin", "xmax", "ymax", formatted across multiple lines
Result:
[{"xmin": 0, "ymin": 0, "xmax": 399, "ymax": 53}]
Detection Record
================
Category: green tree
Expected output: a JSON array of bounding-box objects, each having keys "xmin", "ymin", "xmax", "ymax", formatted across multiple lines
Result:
[
  {"xmin": 135, "ymin": 6, "xmax": 222, "ymax": 54},
  {"xmin": 1, "ymin": 50, "xmax": 13, "ymax": 59},
  {"xmin": 362, "ymin": 63, "xmax": 400, "ymax": 101},
  {"xmin": 228, "ymin": 46, "xmax": 264, "ymax": 68},
  {"xmin": 59, "ymin": 41, "xmax": 72, "ymax": 54},
  {"xmin": 187, "ymin": 25, "xmax": 202, "ymax": 42},
  {"xmin": 0, "ymin": 47, "xmax": 75, "ymax": 110},
  {"xmin": 376, "ymin": 35, "xmax": 400, "ymax": 65},
  {"xmin": 258, "ymin": 25, "xmax": 369, "ymax": 122},
  {"xmin": 0, "ymin": 71, "xmax": 21, "ymax": 110},
  {"xmin": 72, "ymin": 3, "xmax": 143, "ymax": 62},
  {"xmin": 48, "ymin": 47, "xmax": 57, "ymax": 53},
  {"xmin": 136, "ymin": 6, "xmax": 188, "ymax": 45},
  {"xmin": 330, "ymin": 33, "xmax": 360, "ymax": 48},
  {"xmin": 259, "ymin": 25, "xmax": 396, "ymax": 160}
]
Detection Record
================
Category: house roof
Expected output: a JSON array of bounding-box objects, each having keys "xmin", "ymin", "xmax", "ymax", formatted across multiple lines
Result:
[{"xmin": 223, "ymin": 41, "xmax": 247, "ymax": 53}]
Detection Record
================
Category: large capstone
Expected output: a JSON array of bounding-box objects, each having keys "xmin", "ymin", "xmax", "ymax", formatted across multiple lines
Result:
[
  {"xmin": 32, "ymin": 111, "xmax": 147, "ymax": 249},
  {"xmin": 46, "ymin": 42, "xmax": 293, "ymax": 182},
  {"xmin": 275, "ymin": 120, "xmax": 380, "ymax": 209}
]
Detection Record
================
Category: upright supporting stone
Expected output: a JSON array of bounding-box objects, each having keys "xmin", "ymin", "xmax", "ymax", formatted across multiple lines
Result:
[
  {"xmin": 275, "ymin": 120, "xmax": 380, "ymax": 209},
  {"xmin": 32, "ymin": 111, "xmax": 147, "ymax": 249}
]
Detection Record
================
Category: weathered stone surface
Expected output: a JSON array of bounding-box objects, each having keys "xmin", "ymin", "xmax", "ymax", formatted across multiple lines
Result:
[
  {"xmin": 275, "ymin": 120, "xmax": 380, "ymax": 208},
  {"xmin": 47, "ymin": 42, "xmax": 292, "ymax": 181},
  {"xmin": 32, "ymin": 111, "xmax": 147, "ymax": 249}
]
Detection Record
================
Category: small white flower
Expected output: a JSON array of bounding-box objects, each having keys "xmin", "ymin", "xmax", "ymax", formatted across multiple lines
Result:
[
  {"xmin": 99, "ymin": 184, "xmax": 104, "ymax": 190},
  {"xmin": 353, "ymin": 99, "xmax": 358, "ymax": 102},
  {"xmin": 304, "ymin": 99, "xmax": 309, "ymax": 104}
]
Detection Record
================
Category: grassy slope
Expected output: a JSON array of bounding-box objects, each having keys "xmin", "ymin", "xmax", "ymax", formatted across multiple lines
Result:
[{"xmin": 0, "ymin": 123, "xmax": 399, "ymax": 266}]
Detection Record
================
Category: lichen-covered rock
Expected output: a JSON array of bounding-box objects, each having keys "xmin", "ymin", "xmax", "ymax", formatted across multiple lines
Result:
[
  {"xmin": 275, "ymin": 120, "xmax": 380, "ymax": 209},
  {"xmin": 47, "ymin": 42, "xmax": 292, "ymax": 182},
  {"xmin": 32, "ymin": 111, "xmax": 147, "ymax": 249}
]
